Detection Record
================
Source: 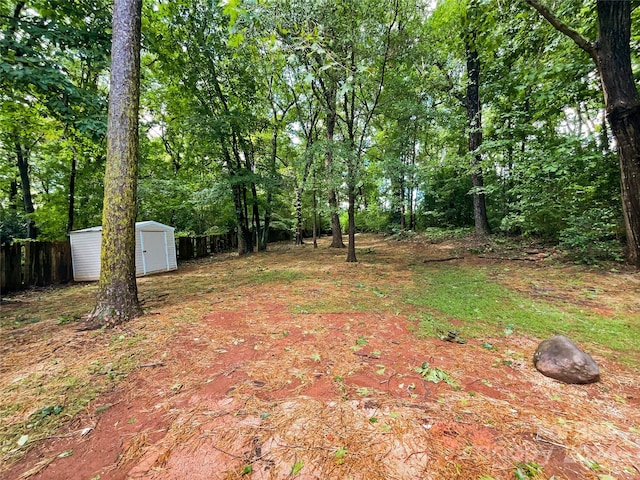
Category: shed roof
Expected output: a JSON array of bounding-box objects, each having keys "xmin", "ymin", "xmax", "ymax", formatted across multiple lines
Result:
[{"xmin": 71, "ymin": 221, "xmax": 175, "ymax": 234}]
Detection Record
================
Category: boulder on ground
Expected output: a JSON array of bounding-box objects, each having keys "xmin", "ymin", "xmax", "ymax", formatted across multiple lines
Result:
[{"xmin": 533, "ymin": 335, "xmax": 600, "ymax": 384}]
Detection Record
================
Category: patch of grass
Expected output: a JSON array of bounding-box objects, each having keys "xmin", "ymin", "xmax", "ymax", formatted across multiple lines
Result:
[
  {"xmin": 245, "ymin": 268, "xmax": 305, "ymax": 285},
  {"xmin": 0, "ymin": 285, "xmax": 96, "ymax": 328},
  {"xmin": 410, "ymin": 265, "xmax": 640, "ymax": 359},
  {"xmin": 1, "ymin": 376, "xmax": 98, "ymax": 458}
]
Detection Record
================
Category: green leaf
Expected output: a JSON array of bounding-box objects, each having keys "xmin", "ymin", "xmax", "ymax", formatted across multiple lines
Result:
[
  {"xmin": 290, "ymin": 460, "xmax": 303, "ymax": 475},
  {"xmin": 227, "ymin": 32, "xmax": 244, "ymax": 48}
]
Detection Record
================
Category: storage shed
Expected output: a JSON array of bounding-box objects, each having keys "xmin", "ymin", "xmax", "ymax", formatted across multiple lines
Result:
[{"xmin": 70, "ymin": 221, "xmax": 177, "ymax": 281}]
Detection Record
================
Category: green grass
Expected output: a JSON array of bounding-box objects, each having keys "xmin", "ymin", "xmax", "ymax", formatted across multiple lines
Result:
[
  {"xmin": 409, "ymin": 265, "xmax": 640, "ymax": 359},
  {"xmin": 243, "ymin": 268, "xmax": 306, "ymax": 285},
  {"xmin": 0, "ymin": 375, "xmax": 98, "ymax": 455}
]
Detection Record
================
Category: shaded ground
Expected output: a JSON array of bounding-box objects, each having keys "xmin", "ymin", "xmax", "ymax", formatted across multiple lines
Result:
[{"xmin": 1, "ymin": 234, "xmax": 639, "ymax": 479}]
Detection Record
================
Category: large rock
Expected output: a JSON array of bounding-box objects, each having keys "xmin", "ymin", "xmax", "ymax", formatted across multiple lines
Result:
[{"xmin": 533, "ymin": 335, "xmax": 600, "ymax": 384}]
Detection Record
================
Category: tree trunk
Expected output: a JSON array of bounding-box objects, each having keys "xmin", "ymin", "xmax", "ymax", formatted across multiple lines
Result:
[
  {"xmin": 465, "ymin": 32, "xmax": 491, "ymax": 236},
  {"xmin": 67, "ymin": 150, "xmax": 77, "ymax": 234},
  {"xmin": 243, "ymin": 145, "xmax": 262, "ymax": 252},
  {"xmin": 346, "ymin": 169, "xmax": 357, "ymax": 263},
  {"xmin": 312, "ymin": 176, "xmax": 318, "ymax": 248},
  {"xmin": 262, "ymin": 126, "xmax": 278, "ymax": 250},
  {"xmin": 325, "ymin": 83, "xmax": 345, "ymax": 248},
  {"xmin": 526, "ymin": 0, "xmax": 640, "ymax": 265},
  {"xmin": 9, "ymin": 179, "xmax": 18, "ymax": 209},
  {"xmin": 13, "ymin": 135, "xmax": 37, "ymax": 239},
  {"xmin": 88, "ymin": 0, "xmax": 143, "ymax": 327},
  {"xmin": 399, "ymin": 174, "xmax": 406, "ymax": 231},
  {"xmin": 594, "ymin": 0, "xmax": 640, "ymax": 266}
]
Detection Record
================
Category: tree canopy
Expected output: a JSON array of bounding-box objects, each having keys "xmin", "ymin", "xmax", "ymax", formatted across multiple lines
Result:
[{"xmin": 1, "ymin": 0, "xmax": 637, "ymax": 265}]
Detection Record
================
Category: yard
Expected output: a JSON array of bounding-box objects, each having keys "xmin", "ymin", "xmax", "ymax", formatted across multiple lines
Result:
[{"xmin": 1, "ymin": 234, "xmax": 639, "ymax": 480}]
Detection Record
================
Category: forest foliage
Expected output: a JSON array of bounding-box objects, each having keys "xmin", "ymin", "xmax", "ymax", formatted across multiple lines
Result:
[{"xmin": 1, "ymin": 0, "xmax": 637, "ymax": 263}]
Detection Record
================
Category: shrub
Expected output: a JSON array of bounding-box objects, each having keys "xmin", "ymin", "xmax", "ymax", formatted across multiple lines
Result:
[{"xmin": 559, "ymin": 207, "xmax": 624, "ymax": 264}]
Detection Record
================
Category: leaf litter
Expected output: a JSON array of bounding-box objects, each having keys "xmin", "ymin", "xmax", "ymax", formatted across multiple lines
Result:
[{"xmin": 0, "ymin": 234, "xmax": 639, "ymax": 480}]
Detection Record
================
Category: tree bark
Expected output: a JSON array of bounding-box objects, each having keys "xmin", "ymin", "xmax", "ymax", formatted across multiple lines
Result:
[
  {"xmin": 465, "ymin": 24, "xmax": 490, "ymax": 236},
  {"xmin": 262, "ymin": 122, "xmax": 278, "ymax": 250},
  {"xmin": 526, "ymin": 0, "xmax": 640, "ymax": 266},
  {"xmin": 325, "ymin": 81, "xmax": 345, "ymax": 248},
  {"xmin": 346, "ymin": 169, "xmax": 358, "ymax": 262},
  {"xmin": 67, "ymin": 150, "xmax": 77, "ymax": 234},
  {"xmin": 594, "ymin": 0, "xmax": 640, "ymax": 266},
  {"xmin": 312, "ymin": 174, "xmax": 318, "ymax": 248},
  {"xmin": 88, "ymin": 0, "xmax": 143, "ymax": 327},
  {"xmin": 294, "ymin": 185, "xmax": 305, "ymax": 245},
  {"xmin": 13, "ymin": 135, "xmax": 37, "ymax": 239}
]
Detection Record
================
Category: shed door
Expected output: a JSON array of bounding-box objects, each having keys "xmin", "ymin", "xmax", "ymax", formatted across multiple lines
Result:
[{"xmin": 140, "ymin": 230, "xmax": 168, "ymax": 274}]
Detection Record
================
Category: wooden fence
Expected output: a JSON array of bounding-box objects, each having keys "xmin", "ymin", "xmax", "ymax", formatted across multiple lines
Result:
[
  {"xmin": 1, "ymin": 232, "xmax": 237, "ymax": 295},
  {"xmin": 176, "ymin": 231, "xmax": 237, "ymax": 261},
  {"xmin": 1, "ymin": 241, "xmax": 73, "ymax": 294}
]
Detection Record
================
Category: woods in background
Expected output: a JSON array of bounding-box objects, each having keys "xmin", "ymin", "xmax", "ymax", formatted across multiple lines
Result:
[{"xmin": 1, "ymin": 0, "xmax": 637, "ymax": 266}]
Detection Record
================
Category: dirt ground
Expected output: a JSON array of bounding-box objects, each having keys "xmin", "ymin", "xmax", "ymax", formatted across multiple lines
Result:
[{"xmin": 1, "ymin": 234, "xmax": 639, "ymax": 480}]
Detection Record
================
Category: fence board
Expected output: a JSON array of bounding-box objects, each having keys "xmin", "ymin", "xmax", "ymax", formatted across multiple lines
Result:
[
  {"xmin": 177, "ymin": 237, "xmax": 194, "ymax": 260},
  {"xmin": 1, "ymin": 243, "xmax": 22, "ymax": 293},
  {"xmin": 52, "ymin": 242, "xmax": 73, "ymax": 284},
  {"xmin": 195, "ymin": 236, "xmax": 208, "ymax": 258}
]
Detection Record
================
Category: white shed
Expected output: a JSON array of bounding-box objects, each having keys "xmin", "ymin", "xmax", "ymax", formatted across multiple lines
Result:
[{"xmin": 70, "ymin": 221, "xmax": 177, "ymax": 281}]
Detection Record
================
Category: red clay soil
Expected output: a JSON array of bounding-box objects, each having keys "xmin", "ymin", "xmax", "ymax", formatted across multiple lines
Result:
[{"xmin": 2, "ymin": 234, "xmax": 640, "ymax": 480}]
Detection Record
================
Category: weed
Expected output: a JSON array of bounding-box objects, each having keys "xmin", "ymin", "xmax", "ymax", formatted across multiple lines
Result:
[
  {"xmin": 415, "ymin": 362, "xmax": 459, "ymax": 389},
  {"xmin": 514, "ymin": 461, "xmax": 544, "ymax": 479},
  {"xmin": 290, "ymin": 460, "xmax": 303, "ymax": 475},
  {"xmin": 57, "ymin": 314, "xmax": 81, "ymax": 325}
]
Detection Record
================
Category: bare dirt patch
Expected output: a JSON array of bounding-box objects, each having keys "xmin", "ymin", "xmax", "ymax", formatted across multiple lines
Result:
[{"xmin": 1, "ymin": 234, "xmax": 639, "ymax": 479}]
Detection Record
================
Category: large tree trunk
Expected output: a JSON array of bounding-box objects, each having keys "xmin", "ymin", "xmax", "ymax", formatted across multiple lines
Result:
[
  {"xmin": 465, "ymin": 32, "xmax": 490, "ymax": 236},
  {"xmin": 595, "ymin": 0, "xmax": 640, "ymax": 266},
  {"xmin": 526, "ymin": 0, "xmax": 640, "ymax": 266},
  {"xmin": 88, "ymin": 0, "xmax": 143, "ymax": 327}
]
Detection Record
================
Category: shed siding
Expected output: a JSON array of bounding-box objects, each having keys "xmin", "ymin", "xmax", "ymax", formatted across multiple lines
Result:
[
  {"xmin": 70, "ymin": 231, "xmax": 102, "ymax": 281},
  {"xmin": 167, "ymin": 231, "xmax": 177, "ymax": 270},
  {"xmin": 135, "ymin": 231, "xmax": 144, "ymax": 275},
  {"xmin": 70, "ymin": 221, "xmax": 177, "ymax": 281}
]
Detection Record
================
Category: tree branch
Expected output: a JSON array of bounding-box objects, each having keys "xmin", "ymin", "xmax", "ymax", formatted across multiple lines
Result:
[{"xmin": 524, "ymin": 0, "xmax": 596, "ymax": 61}]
